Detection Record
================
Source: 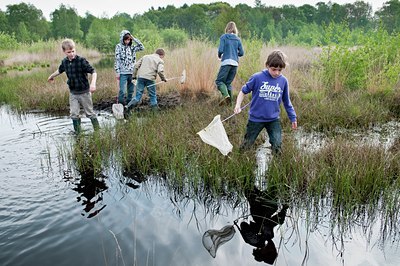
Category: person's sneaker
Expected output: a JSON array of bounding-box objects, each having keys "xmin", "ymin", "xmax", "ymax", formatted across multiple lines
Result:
[{"xmin": 219, "ymin": 96, "xmax": 231, "ymax": 106}]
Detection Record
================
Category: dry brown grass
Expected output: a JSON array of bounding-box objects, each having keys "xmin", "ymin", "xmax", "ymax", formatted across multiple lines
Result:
[
  {"xmin": 157, "ymin": 40, "xmax": 321, "ymax": 100},
  {"xmin": 3, "ymin": 40, "xmax": 322, "ymax": 104},
  {"xmin": 3, "ymin": 40, "xmax": 101, "ymax": 66}
]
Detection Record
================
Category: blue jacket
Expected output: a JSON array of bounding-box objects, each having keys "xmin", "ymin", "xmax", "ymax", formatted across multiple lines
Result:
[
  {"xmin": 218, "ymin": 33, "xmax": 244, "ymax": 65},
  {"xmin": 241, "ymin": 70, "xmax": 297, "ymax": 123}
]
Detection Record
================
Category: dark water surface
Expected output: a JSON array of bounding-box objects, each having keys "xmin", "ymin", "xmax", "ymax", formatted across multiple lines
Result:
[{"xmin": 0, "ymin": 105, "xmax": 399, "ymax": 266}]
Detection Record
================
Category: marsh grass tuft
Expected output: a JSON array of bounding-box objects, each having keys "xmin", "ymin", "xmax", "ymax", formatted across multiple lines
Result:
[{"xmin": 267, "ymin": 134, "xmax": 400, "ymax": 224}]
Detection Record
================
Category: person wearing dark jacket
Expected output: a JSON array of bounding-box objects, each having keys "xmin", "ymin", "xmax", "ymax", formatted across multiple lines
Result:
[
  {"xmin": 48, "ymin": 38, "xmax": 99, "ymax": 134},
  {"xmin": 215, "ymin": 21, "xmax": 244, "ymax": 106},
  {"xmin": 236, "ymin": 186, "xmax": 288, "ymax": 264}
]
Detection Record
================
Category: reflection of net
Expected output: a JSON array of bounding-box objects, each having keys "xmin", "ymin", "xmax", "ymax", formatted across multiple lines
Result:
[
  {"xmin": 197, "ymin": 115, "xmax": 233, "ymax": 156},
  {"xmin": 202, "ymin": 225, "xmax": 236, "ymax": 258}
]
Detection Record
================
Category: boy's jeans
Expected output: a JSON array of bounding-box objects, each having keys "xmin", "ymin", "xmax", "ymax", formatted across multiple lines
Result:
[
  {"xmin": 240, "ymin": 119, "xmax": 282, "ymax": 154},
  {"xmin": 118, "ymin": 74, "xmax": 134, "ymax": 104},
  {"xmin": 127, "ymin": 78, "xmax": 157, "ymax": 108}
]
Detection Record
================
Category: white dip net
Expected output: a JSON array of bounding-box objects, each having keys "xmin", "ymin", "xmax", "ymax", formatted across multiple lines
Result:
[
  {"xmin": 112, "ymin": 103, "xmax": 124, "ymax": 120},
  {"xmin": 197, "ymin": 115, "xmax": 233, "ymax": 156}
]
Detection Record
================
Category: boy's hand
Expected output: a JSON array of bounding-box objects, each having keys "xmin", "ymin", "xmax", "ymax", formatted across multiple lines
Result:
[
  {"xmin": 90, "ymin": 85, "xmax": 96, "ymax": 93},
  {"xmin": 234, "ymin": 106, "xmax": 242, "ymax": 114},
  {"xmin": 47, "ymin": 76, "xmax": 54, "ymax": 83},
  {"xmin": 291, "ymin": 121, "xmax": 297, "ymax": 130}
]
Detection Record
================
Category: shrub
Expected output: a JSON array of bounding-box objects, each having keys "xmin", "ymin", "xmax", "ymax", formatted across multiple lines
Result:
[
  {"xmin": 0, "ymin": 32, "xmax": 18, "ymax": 50},
  {"xmin": 160, "ymin": 28, "xmax": 188, "ymax": 49}
]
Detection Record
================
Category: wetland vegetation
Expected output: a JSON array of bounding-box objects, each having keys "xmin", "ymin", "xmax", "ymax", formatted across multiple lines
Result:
[{"xmin": 1, "ymin": 2, "xmax": 400, "ymax": 264}]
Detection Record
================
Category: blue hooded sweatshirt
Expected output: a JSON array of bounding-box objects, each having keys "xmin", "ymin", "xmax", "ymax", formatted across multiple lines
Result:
[
  {"xmin": 241, "ymin": 70, "xmax": 297, "ymax": 123},
  {"xmin": 218, "ymin": 33, "xmax": 244, "ymax": 66}
]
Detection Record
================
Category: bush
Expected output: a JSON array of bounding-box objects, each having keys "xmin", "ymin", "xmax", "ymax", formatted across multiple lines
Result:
[
  {"xmin": 0, "ymin": 32, "xmax": 18, "ymax": 50},
  {"xmin": 160, "ymin": 28, "xmax": 188, "ymax": 49}
]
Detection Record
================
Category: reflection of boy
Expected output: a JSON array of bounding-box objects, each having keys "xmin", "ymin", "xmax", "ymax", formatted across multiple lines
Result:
[
  {"xmin": 125, "ymin": 48, "xmax": 167, "ymax": 112},
  {"xmin": 47, "ymin": 38, "xmax": 99, "ymax": 134},
  {"xmin": 114, "ymin": 30, "xmax": 144, "ymax": 105},
  {"xmin": 237, "ymin": 187, "xmax": 287, "ymax": 265},
  {"xmin": 234, "ymin": 50, "xmax": 297, "ymax": 153}
]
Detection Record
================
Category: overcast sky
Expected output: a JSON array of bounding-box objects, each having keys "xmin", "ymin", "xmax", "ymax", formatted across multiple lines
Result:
[{"xmin": 0, "ymin": 0, "xmax": 387, "ymax": 19}]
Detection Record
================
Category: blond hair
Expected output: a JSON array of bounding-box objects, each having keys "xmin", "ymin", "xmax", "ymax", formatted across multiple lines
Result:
[
  {"xmin": 225, "ymin": 21, "xmax": 238, "ymax": 35},
  {"xmin": 61, "ymin": 39, "xmax": 75, "ymax": 51}
]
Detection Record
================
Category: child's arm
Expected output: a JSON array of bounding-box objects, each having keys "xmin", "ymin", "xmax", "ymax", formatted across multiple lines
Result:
[
  {"xmin": 132, "ymin": 37, "xmax": 145, "ymax": 52},
  {"xmin": 234, "ymin": 91, "xmax": 245, "ymax": 114},
  {"xmin": 47, "ymin": 70, "xmax": 61, "ymax": 82},
  {"xmin": 89, "ymin": 72, "xmax": 97, "ymax": 93}
]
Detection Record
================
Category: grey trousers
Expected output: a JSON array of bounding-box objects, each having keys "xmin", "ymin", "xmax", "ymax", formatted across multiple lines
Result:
[{"xmin": 69, "ymin": 92, "xmax": 96, "ymax": 119}]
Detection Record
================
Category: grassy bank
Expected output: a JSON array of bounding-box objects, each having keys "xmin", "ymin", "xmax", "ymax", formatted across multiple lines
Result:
[{"xmin": 1, "ymin": 39, "xmax": 399, "ymax": 131}]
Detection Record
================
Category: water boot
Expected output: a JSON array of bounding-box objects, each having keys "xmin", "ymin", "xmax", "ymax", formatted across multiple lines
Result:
[
  {"xmin": 217, "ymin": 84, "xmax": 230, "ymax": 106},
  {"xmin": 90, "ymin": 117, "xmax": 100, "ymax": 131},
  {"xmin": 227, "ymin": 89, "xmax": 233, "ymax": 105},
  {"xmin": 72, "ymin": 118, "xmax": 81, "ymax": 134}
]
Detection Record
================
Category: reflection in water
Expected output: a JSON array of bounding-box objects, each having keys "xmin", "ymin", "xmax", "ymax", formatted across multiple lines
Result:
[
  {"xmin": 202, "ymin": 183, "xmax": 288, "ymax": 265},
  {"xmin": 64, "ymin": 167, "xmax": 108, "ymax": 218},
  {"xmin": 122, "ymin": 166, "xmax": 147, "ymax": 189},
  {"xmin": 64, "ymin": 141, "xmax": 109, "ymax": 218},
  {"xmin": 236, "ymin": 186, "xmax": 287, "ymax": 265},
  {"xmin": 72, "ymin": 170, "xmax": 107, "ymax": 219}
]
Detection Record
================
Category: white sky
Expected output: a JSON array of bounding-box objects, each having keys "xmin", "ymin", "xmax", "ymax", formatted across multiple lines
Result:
[{"xmin": 0, "ymin": 0, "xmax": 387, "ymax": 20}]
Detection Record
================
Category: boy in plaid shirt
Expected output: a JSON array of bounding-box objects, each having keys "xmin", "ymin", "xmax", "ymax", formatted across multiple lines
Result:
[{"xmin": 48, "ymin": 38, "xmax": 99, "ymax": 134}]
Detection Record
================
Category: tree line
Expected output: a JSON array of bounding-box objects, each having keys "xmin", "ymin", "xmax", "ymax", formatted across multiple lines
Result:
[{"xmin": 0, "ymin": 0, "xmax": 399, "ymax": 53}]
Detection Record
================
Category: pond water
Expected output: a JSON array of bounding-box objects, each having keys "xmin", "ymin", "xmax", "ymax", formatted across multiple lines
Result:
[{"xmin": 0, "ymin": 105, "xmax": 399, "ymax": 266}]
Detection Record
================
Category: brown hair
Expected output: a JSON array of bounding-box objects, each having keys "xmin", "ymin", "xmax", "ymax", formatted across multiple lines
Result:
[
  {"xmin": 61, "ymin": 39, "xmax": 75, "ymax": 51},
  {"xmin": 155, "ymin": 48, "xmax": 165, "ymax": 56},
  {"xmin": 265, "ymin": 50, "xmax": 288, "ymax": 68},
  {"xmin": 225, "ymin": 21, "xmax": 238, "ymax": 35},
  {"xmin": 123, "ymin": 33, "xmax": 132, "ymax": 41}
]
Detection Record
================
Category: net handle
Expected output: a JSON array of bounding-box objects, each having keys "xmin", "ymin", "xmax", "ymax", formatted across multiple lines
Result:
[{"xmin": 221, "ymin": 102, "xmax": 250, "ymax": 123}]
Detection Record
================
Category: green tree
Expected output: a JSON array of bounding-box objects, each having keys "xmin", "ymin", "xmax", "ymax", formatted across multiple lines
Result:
[
  {"xmin": 331, "ymin": 3, "xmax": 347, "ymax": 23},
  {"xmin": 5, "ymin": 3, "xmax": 49, "ymax": 41},
  {"xmin": 50, "ymin": 5, "xmax": 83, "ymax": 40},
  {"xmin": 279, "ymin": 5, "xmax": 307, "ymax": 38},
  {"xmin": 80, "ymin": 12, "xmax": 96, "ymax": 40},
  {"xmin": 0, "ymin": 11, "xmax": 7, "ymax": 33},
  {"xmin": 212, "ymin": 6, "xmax": 244, "ymax": 40},
  {"xmin": 15, "ymin": 22, "xmax": 30, "ymax": 43},
  {"xmin": 315, "ymin": 2, "xmax": 332, "ymax": 25},
  {"xmin": 344, "ymin": 1, "xmax": 372, "ymax": 29},
  {"xmin": 175, "ymin": 4, "xmax": 209, "ymax": 37},
  {"xmin": 375, "ymin": 0, "xmax": 400, "ymax": 33},
  {"xmin": 299, "ymin": 4, "xmax": 317, "ymax": 24},
  {"xmin": 86, "ymin": 18, "xmax": 120, "ymax": 53}
]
